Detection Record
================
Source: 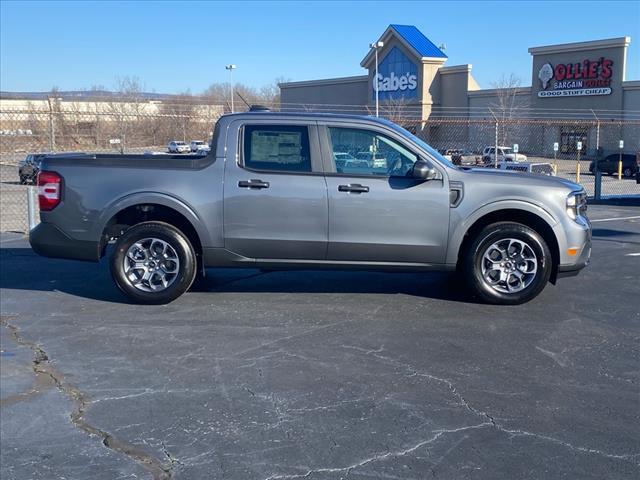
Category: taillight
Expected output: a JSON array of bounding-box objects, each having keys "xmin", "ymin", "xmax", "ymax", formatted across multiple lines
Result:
[{"xmin": 37, "ymin": 171, "xmax": 62, "ymax": 211}]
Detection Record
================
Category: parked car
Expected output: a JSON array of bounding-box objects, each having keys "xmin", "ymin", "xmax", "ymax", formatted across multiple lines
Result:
[
  {"xmin": 190, "ymin": 140, "xmax": 208, "ymax": 152},
  {"xmin": 195, "ymin": 144, "xmax": 211, "ymax": 155},
  {"xmin": 168, "ymin": 141, "xmax": 190, "ymax": 153},
  {"xmin": 18, "ymin": 153, "xmax": 45, "ymax": 184},
  {"xmin": 355, "ymin": 151, "xmax": 387, "ymax": 168},
  {"xmin": 333, "ymin": 152, "xmax": 357, "ymax": 170},
  {"xmin": 30, "ymin": 110, "xmax": 591, "ymax": 305},
  {"xmin": 441, "ymin": 149, "xmax": 465, "ymax": 165},
  {"xmin": 482, "ymin": 146, "xmax": 527, "ymax": 164},
  {"xmin": 490, "ymin": 161, "xmax": 555, "ymax": 176},
  {"xmin": 18, "ymin": 152, "xmax": 88, "ymax": 184},
  {"xmin": 589, "ymin": 153, "xmax": 638, "ymax": 178}
]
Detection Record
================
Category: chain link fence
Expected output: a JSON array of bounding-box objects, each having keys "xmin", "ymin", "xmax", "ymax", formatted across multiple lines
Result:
[{"xmin": 1, "ymin": 102, "xmax": 639, "ymax": 233}]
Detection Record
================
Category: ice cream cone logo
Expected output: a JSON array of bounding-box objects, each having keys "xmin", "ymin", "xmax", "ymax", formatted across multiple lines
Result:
[{"xmin": 538, "ymin": 63, "xmax": 553, "ymax": 90}]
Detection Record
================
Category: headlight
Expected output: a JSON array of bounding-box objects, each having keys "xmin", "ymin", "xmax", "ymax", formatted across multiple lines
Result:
[{"xmin": 566, "ymin": 191, "xmax": 587, "ymax": 220}]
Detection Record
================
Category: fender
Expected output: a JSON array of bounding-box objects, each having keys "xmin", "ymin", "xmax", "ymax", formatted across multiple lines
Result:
[
  {"xmin": 92, "ymin": 191, "xmax": 214, "ymax": 248},
  {"xmin": 445, "ymin": 199, "xmax": 559, "ymax": 265}
]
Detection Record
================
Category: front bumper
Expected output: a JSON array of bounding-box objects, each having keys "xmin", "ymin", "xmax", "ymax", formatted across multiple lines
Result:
[
  {"xmin": 30, "ymin": 222, "xmax": 100, "ymax": 262},
  {"xmin": 557, "ymin": 216, "xmax": 592, "ymax": 278}
]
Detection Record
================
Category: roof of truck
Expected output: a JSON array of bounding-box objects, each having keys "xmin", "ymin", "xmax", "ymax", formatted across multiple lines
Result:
[{"xmin": 220, "ymin": 110, "xmax": 411, "ymax": 123}]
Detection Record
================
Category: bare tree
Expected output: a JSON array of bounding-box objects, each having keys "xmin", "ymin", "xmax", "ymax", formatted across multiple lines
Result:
[
  {"xmin": 490, "ymin": 74, "xmax": 529, "ymax": 145},
  {"xmin": 202, "ymin": 77, "xmax": 290, "ymax": 112},
  {"xmin": 106, "ymin": 76, "xmax": 145, "ymax": 152}
]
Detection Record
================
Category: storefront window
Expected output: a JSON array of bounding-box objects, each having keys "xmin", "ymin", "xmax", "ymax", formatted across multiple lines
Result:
[{"xmin": 560, "ymin": 127, "xmax": 589, "ymax": 154}]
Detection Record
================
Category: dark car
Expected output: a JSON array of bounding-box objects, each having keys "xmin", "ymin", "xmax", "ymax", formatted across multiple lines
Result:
[
  {"xmin": 18, "ymin": 153, "xmax": 46, "ymax": 184},
  {"xmin": 589, "ymin": 153, "xmax": 638, "ymax": 178}
]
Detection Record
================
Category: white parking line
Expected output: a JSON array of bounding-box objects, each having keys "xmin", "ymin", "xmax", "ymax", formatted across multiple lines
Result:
[
  {"xmin": 625, "ymin": 253, "xmax": 640, "ymax": 257},
  {"xmin": 590, "ymin": 216, "xmax": 640, "ymax": 223}
]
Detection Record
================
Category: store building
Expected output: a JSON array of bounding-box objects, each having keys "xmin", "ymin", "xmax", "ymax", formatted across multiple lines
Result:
[{"xmin": 280, "ymin": 25, "xmax": 639, "ymax": 156}]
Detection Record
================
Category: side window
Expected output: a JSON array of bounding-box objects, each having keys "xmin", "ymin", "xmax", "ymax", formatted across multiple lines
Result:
[
  {"xmin": 328, "ymin": 127, "xmax": 418, "ymax": 177},
  {"xmin": 243, "ymin": 125, "xmax": 311, "ymax": 173}
]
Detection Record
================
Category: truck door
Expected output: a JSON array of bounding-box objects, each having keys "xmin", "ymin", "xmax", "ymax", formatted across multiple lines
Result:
[
  {"xmin": 223, "ymin": 121, "xmax": 328, "ymax": 260},
  {"xmin": 320, "ymin": 124, "xmax": 450, "ymax": 264}
]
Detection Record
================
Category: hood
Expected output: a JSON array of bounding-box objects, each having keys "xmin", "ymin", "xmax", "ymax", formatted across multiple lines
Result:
[{"xmin": 460, "ymin": 167, "xmax": 582, "ymax": 192}]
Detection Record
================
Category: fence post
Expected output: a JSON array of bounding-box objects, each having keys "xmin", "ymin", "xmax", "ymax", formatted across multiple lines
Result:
[
  {"xmin": 47, "ymin": 97, "xmax": 56, "ymax": 152},
  {"xmin": 494, "ymin": 121, "xmax": 499, "ymax": 168},
  {"xmin": 27, "ymin": 186, "xmax": 38, "ymax": 232},
  {"xmin": 594, "ymin": 168, "xmax": 602, "ymax": 200}
]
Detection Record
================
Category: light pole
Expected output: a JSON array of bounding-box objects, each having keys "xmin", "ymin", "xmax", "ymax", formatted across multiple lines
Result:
[
  {"xmin": 225, "ymin": 64, "xmax": 236, "ymax": 113},
  {"xmin": 370, "ymin": 41, "xmax": 384, "ymax": 117}
]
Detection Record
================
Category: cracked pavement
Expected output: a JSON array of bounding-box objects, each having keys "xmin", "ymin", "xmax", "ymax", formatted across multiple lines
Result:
[{"xmin": 1, "ymin": 204, "xmax": 639, "ymax": 479}]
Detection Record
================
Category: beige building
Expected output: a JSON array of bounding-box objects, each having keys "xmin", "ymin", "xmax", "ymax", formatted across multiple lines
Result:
[{"xmin": 280, "ymin": 25, "xmax": 639, "ymax": 157}]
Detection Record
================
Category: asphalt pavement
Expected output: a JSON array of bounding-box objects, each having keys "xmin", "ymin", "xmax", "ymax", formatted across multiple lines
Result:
[{"xmin": 1, "ymin": 205, "xmax": 639, "ymax": 480}]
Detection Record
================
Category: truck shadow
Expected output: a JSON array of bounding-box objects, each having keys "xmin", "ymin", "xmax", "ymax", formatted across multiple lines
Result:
[{"xmin": 0, "ymin": 247, "xmax": 469, "ymax": 304}]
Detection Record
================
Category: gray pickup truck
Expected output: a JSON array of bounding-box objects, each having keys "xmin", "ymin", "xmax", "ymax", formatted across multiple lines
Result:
[{"xmin": 30, "ymin": 110, "xmax": 591, "ymax": 305}]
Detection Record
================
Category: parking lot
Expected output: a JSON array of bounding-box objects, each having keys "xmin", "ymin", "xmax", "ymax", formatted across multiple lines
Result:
[{"xmin": 1, "ymin": 205, "xmax": 639, "ymax": 479}]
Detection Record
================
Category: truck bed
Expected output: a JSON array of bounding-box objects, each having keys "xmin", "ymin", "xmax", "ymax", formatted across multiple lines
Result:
[{"xmin": 41, "ymin": 152, "xmax": 213, "ymax": 170}]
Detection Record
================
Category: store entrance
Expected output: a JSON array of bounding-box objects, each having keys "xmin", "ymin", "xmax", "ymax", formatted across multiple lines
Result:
[{"xmin": 560, "ymin": 126, "xmax": 589, "ymax": 154}]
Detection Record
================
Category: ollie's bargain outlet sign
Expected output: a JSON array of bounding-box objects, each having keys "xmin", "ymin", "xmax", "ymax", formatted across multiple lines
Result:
[{"xmin": 537, "ymin": 57, "xmax": 614, "ymax": 98}]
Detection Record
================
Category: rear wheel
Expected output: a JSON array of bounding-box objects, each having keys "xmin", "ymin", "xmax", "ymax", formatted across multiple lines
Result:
[
  {"xmin": 462, "ymin": 222, "xmax": 552, "ymax": 305},
  {"xmin": 110, "ymin": 221, "xmax": 196, "ymax": 304},
  {"xmin": 623, "ymin": 167, "xmax": 633, "ymax": 178}
]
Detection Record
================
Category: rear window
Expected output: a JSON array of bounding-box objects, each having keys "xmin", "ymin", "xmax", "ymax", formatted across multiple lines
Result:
[{"xmin": 243, "ymin": 125, "xmax": 311, "ymax": 173}]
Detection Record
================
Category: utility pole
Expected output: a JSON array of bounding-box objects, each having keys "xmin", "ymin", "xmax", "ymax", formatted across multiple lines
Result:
[
  {"xmin": 370, "ymin": 41, "xmax": 384, "ymax": 117},
  {"xmin": 225, "ymin": 64, "xmax": 236, "ymax": 113}
]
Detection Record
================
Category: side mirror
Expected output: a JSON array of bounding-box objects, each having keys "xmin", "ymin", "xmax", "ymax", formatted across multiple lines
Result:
[{"xmin": 411, "ymin": 160, "xmax": 438, "ymax": 180}]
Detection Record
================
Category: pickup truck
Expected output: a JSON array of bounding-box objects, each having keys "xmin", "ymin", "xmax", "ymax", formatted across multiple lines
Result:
[{"xmin": 30, "ymin": 110, "xmax": 592, "ymax": 305}]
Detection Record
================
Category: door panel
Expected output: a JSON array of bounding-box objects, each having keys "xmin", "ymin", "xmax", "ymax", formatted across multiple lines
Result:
[
  {"xmin": 321, "ymin": 125, "xmax": 450, "ymax": 264},
  {"xmin": 325, "ymin": 176, "xmax": 449, "ymax": 263},
  {"xmin": 223, "ymin": 123, "xmax": 328, "ymax": 260}
]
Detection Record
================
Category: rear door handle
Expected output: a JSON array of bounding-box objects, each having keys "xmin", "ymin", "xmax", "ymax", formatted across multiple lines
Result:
[
  {"xmin": 338, "ymin": 183, "xmax": 369, "ymax": 193},
  {"xmin": 238, "ymin": 179, "xmax": 270, "ymax": 189}
]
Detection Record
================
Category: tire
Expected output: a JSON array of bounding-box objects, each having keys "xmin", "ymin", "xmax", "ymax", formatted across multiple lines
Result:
[
  {"xmin": 462, "ymin": 222, "xmax": 552, "ymax": 305},
  {"xmin": 110, "ymin": 221, "xmax": 197, "ymax": 304},
  {"xmin": 623, "ymin": 167, "xmax": 633, "ymax": 178},
  {"xmin": 19, "ymin": 175, "xmax": 27, "ymax": 185}
]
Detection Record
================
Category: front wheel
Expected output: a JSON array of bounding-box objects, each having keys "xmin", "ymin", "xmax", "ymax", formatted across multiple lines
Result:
[
  {"xmin": 110, "ymin": 222, "xmax": 197, "ymax": 304},
  {"xmin": 623, "ymin": 167, "xmax": 633, "ymax": 178},
  {"xmin": 462, "ymin": 222, "xmax": 552, "ymax": 305}
]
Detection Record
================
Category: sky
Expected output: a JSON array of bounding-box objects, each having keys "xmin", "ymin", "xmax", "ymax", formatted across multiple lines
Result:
[{"xmin": 1, "ymin": 0, "xmax": 639, "ymax": 94}]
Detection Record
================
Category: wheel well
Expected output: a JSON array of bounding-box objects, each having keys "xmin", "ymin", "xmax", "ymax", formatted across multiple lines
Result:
[
  {"xmin": 101, "ymin": 204, "xmax": 202, "ymax": 259},
  {"xmin": 457, "ymin": 209, "xmax": 560, "ymax": 283}
]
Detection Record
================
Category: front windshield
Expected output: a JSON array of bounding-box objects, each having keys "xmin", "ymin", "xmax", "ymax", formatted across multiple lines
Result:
[{"xmin": 378, "ymin": 118, "xmax": 456, "ymax": 169}]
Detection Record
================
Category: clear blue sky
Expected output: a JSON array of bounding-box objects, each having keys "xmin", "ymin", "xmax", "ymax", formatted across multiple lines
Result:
[{"xmin": 1, "ymin": 0, "xmax": 639, "ymax": 93}]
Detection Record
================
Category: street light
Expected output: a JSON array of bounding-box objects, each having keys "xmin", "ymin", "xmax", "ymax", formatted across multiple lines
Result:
[
  {"xmin": 225, "ymin": 64, "xmax": 236, "ymax": 113},
  {"xmin": 370, "ymin": 41, "xmax": 384, "ymax": 117}
]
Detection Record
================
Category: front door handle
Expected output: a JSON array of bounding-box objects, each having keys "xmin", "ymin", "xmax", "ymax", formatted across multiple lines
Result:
[
  {"xmin": 338, "ymin": 183, "xmax": 369, "ymax": 193},
  {"xmin": 238, "ymin": 179, "xmax": 270, "ymax": 189}
]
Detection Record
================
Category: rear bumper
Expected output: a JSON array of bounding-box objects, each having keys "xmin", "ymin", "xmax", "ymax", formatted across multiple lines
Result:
[{"xmin": 30, "ymin": 222, "xmax": 100, "ymax": 262}]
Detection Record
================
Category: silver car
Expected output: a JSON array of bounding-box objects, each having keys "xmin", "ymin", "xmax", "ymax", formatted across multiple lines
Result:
[
  {"xmin": 30, "ymin": 111, "xmax": 591, "ymax": 305},
  {"xmin": 168, "ymin": 141, "xmax": 190, "ymax": 153}
]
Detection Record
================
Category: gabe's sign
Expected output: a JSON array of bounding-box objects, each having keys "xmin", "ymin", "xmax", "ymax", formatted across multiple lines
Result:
[
  {"xmin": 537, "ymin": 57, "xmax": 614, "ymax": 98},
  {"xmin": 373, "ymin": 46, "xmax": 418, "ymax": 101}
]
